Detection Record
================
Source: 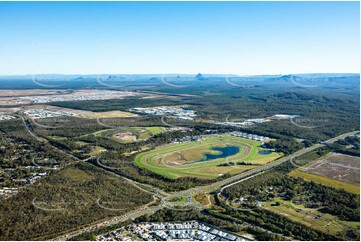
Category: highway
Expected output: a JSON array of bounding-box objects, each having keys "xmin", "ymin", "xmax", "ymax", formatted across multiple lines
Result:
[
  {"xmin": 54, "ymin": 205, "xmax": 163, "ymax": 241},
  {"xmin": 19, "ymin": 114, "xmax": 354, "ymax": 241},
  {"xmin": 18, "ymin": 114, "xmax": 83, "ymax": 162}
]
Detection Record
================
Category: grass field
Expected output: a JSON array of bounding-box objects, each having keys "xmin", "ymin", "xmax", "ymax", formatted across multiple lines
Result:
[
  {"xmin": 289, "ymin": 169, "xmax": 360, "ymax": 194},
  {"xmin": 168, "ymin": 196, "xmax": 188, "ymax": 205},
  {"xmin": 193, "ymin": 193, "xmax": 219, "ymax": 208},
  {"xmin": 89, "ymin": 146, "xmax": 107, "ymax": 156},
  {"xmin": 261, "ymin": 198, "xmax": 359, "ymax": 236},
  {"xmin": 193, "ymin": 193, "xmax": 211, "ymax": 207},
  {"xmin": 135, "ymin": 135, "xmax": 281, "ymax": 179},
  {"xmin": 93, "ymin": 126, "xmax": 167, "ymax": 143}
]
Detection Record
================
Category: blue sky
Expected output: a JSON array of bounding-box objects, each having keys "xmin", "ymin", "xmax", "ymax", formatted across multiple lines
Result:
[{"xmin": 0, "ymin": 1, "xmax": 359, "ymax": 75}]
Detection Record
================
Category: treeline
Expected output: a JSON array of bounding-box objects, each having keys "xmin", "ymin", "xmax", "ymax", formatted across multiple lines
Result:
[
  {"xmin": 264, "ymin": 137, "xmax": 303, "ymax": 155},
  {"xmin": 50, "ymin": 96, "xmax": 183, "ymax": 112},
  {"xmin": 328, "ymin": 135, "xmax": 360, "ymax": 156},
  {"xmin": 218, "ymin": 161, "xmax": 254, "ymax": 166},
  {"xmin": 221, "ymin": 206, "xmax": 341, "ymax": 241}
]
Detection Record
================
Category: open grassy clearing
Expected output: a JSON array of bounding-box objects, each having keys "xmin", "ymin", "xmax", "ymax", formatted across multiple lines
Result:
[
  {"xmin": 89, "ymin": 146, "xmax": 107, "ymax": 156},
  {"xmin": 261, "ymin": 197, "xmax": 359, "ymax": 236},
  {"xmin": 135, "ymin": 136, "xmax": 281, "ymax": 179},
  {"xmin": 193, "ymin": 193, "xmax": 219, "ymax": 208},
  {"xmin": 79, "ymin": 110, "xmax": 135, "ymax": 118},
  {"xmin": 289, "ymin": 169, "xmax": 359, "ymax": 194},
  {"xmin": 48, "ymin": 135, "xmax": 68, "ymax": 140},
  {"xmin": 75, "ymin": 141, "xmax": 89, "ymax": 146},
  {"xmin": 168, "ymin": 196, "xmax": 188, "ymax": 205},
  {"xmin": 93, "ymin": 126, "xmax": 167, "ymax": 143},
  {"xmin": 193, "ymin": 193, "xmax": 211, "ymax": 207}
]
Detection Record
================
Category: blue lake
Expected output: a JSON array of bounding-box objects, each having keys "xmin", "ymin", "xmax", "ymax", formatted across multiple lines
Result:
[
  {"xmin": 258, "ymin": 150, "xmax": 272, "ymax": 155},
  {"xmin": 198, "ymin": 146, "xmax": 240, "ymax": 162}
]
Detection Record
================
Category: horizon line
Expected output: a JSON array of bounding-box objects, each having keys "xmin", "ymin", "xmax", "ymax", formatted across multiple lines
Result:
[{"xmin": 0, "ymin": 72, "xmax": 359, "ymax": 77}]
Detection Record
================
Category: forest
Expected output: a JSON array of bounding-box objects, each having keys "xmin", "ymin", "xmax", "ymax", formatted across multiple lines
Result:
[
  {"xmin": 50, "ymin": 87, "xmax": 359, "ymax": 144},
  {"xmin": 0, "ymin": 162, "xmax": 153, "ymax": 240}
]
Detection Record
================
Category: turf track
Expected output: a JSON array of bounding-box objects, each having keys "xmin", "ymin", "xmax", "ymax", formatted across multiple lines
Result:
[{"xmin": 135, "ymin": 136, "xmax": 281, "ymax": 179}]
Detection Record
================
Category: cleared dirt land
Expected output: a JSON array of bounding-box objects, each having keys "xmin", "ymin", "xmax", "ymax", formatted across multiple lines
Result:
[
  {"xmin": 290, "ymin": 152, "xmax": 360, "ymax": 194},
  {"xmin": 94, "ymin": 126, "xmax": 168, "ymax": 143},
  {"xmin": 0, "ymin": 90, "xmax": 71, "ymax": 105},
  {"xmin": 135, "ymin": 135, "xmax": 282, "ymax": 179},
  {"xmin": 0, "ymin": 89, "xmax": 165, "ymax": 106},
  {"xmin": 0, "ymin": 89, "xmax": 69, "ymax": 97},
  {"xmin": 23, "ymin": 105, "xmax": 137, "ymax": 119}
]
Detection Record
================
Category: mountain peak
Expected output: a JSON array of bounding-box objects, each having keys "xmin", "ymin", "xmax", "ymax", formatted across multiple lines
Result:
[{"xmin": 195, "ymin": 73, "xmax": 204, "ymax": 79}]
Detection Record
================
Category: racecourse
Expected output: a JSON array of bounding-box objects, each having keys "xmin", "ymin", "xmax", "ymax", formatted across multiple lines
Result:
[{"xmin": 135, "ymin": 135, "xmax": 281, "ymax": 179}]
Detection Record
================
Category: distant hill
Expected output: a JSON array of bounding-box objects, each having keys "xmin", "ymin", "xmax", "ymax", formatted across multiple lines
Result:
[{"xmin": 195, "ymin": 73, "xmax": 205, "ymax": 80}]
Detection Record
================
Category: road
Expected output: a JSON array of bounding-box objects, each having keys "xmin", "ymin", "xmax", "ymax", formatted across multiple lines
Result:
[
  {"xmin": 18, "ymin": 114, "xmax": 83, "ymax": 162},
  {"xmin": 22, "ymin": 117, "xmax": 352, "ymax": 241},
  {"xmin": 54, "ymin": 205, "xmax": 163, "ymax": 241}
]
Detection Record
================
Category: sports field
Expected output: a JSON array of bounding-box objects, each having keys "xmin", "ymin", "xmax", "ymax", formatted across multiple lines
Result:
[{"xmin": 135, "ymin": 135, "xmax": 281, "ymax": 179}]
